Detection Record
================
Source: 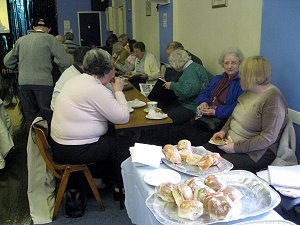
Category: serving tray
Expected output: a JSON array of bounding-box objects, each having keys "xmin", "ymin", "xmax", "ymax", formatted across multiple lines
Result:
[
  {"xmin": 162, "ymin": 146, "xmax": 233, "ymax": 176},
  {"xmin": 146, "ymin": 170, "xmax": 281, "ymax": 225}
]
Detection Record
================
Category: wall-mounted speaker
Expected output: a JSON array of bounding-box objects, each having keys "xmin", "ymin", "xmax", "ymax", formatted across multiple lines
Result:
[{"xmin": 91, "ymin": 0, "xmax": 109, "ymax": 11}]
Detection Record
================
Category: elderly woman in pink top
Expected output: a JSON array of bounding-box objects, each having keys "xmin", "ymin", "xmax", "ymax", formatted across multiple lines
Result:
[{"xmin": 50, "ymin": 48, "xmax": 130, "ymax": 191}]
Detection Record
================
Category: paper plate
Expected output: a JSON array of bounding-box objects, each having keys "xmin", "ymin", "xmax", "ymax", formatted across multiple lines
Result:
[
  {"xmin": 144, "ymin": 169, "xmax": 181, "ymax": 186},
  {"xmin": 208, "ymin": 138, "xmax": 227, "ymax": 146}
]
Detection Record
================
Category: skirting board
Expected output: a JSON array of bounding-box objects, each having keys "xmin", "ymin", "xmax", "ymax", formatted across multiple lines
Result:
[{"xmin": 288, "ymin": 108, "xmax": 300, "ymax": 125}]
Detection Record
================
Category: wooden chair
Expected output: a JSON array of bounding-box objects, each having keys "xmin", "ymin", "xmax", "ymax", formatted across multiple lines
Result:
[{"xmin": 32, "ymin": 123, "xmax": 105, "ymax": 219}]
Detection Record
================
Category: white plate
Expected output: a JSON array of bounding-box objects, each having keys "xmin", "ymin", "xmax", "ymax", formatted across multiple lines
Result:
[
  {"xmin": 128, "ymin": 100, "xmax": 146, "ymax": 108},
  {"xmin": 146, "ymin": 114, "xmax": 168, "ymax": 120},
  {"xmin": 208, "ymin": 138, "xmax": 226, "ymax": 146},
  {"xmin": 144, "ymin": 169, "xmax": 181, "ymax": 186}
]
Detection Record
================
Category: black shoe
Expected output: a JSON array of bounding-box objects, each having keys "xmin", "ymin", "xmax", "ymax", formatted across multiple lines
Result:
[{"xmin": 113, "ymin": 187, "xmax": 125, "ymax": 201}]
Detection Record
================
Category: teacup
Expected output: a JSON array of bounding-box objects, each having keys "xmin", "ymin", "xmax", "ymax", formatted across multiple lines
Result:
[{"xmin": 147, "ymin": 101, "xmax": 158, "ymax": 111}]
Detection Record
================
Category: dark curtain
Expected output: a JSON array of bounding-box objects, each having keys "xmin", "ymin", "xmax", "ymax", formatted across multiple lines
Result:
[
  {"xmin": 9, "ymin": 0, "xmax": 57, "ymax": 41},
  {"xmin": 1, "ymin": 0, "xmax": 57, "ymax": 54},
  {"xmin": 31, "ymin": 0, "xmax": 58, "ymax": 35}
]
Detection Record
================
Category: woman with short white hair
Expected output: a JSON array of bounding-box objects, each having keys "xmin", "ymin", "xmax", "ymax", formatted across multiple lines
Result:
[{"xmin": 163, "ymin": 49, "xmax": 212, "ymax": 124}]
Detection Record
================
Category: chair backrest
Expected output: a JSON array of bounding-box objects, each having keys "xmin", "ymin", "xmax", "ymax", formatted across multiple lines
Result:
[{"xmin": 32, "ymin": 124, "xmax": 64, "ymax": 179}]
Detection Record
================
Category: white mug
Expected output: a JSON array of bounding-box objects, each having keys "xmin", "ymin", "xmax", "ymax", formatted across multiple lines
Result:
[{"xmin": 147, "ymin": 101, "xmax": 158, "ymax": 110}]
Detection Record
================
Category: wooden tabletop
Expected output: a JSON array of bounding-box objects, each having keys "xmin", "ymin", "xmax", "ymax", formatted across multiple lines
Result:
[{"xmin": 114, "ymin": 83, "xmax": 173, "ymax": 130}]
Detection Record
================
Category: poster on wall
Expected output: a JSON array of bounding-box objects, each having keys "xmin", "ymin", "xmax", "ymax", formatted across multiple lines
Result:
[{"xmin": 0, "ymin": 0, "xmax": 10, "ymax": 33}]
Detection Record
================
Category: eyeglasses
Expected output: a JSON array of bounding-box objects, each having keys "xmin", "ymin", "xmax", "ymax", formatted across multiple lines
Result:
[{"xmin": 223, "ymin": 61, "xmax": 239, "ymax": 66}]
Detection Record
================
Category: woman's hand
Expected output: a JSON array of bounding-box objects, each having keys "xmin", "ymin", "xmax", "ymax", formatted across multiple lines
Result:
[
  {"xmin": 212, "ymin": 131, "xmax": 226, "ymax": 140},
  {"xmin": 163, "ymin": 82, "xmax": 171, "ymax": 90},
  {"xmin": 112, "ymin": 77, "xmax": 124, "ymax": 92},
  {"xmin": 197, "ymin": 102, "xmax": 209, "ymax": 111},
  {"xmin": 218, "ymin": 143, "xmax": 235, "ymax": 153},
  {"xmin": 198, "ymin": 103, "xmax": 216, "ymax": 116},
  {"xmin": 218, "ymin": 136, "xmax": 234, "ymax": 153},
  {"xmin": 200, "ymin": 107, "xmax": 216, "ymax": 116}
]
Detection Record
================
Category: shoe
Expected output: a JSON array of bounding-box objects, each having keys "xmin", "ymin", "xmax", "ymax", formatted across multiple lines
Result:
[{"xmin": 113, "ymin": 187, "xmax": 125, "ymax": 201}]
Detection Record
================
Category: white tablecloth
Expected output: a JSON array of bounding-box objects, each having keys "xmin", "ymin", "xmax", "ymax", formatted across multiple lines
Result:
[{"xmin": 121, "ymin": 157, "xmax": 284, "ymax": 225}]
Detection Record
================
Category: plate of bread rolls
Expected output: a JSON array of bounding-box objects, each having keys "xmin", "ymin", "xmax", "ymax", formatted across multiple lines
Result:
[
  {"xmin": 162, "ymin": 139, "xmax": 233, "ymax": 176},
  {"xmin": 146, "ymin": 171, "xmax": 280, "ymax": 224}
]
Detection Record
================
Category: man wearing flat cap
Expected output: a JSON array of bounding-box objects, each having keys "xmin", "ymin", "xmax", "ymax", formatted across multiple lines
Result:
[{"xmin": 4, "ymin": 18, "xmax": 72, "ymax": 129}]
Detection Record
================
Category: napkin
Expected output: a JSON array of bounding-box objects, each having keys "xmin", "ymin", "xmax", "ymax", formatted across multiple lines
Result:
[
  {"xmin": 257, "ymin": 167, "xmax": 300, "ymax": 198},
  {"xmin": 268, "ymin": 165, "xmax": 300, "ymax": 188},
  {"xmin": 131, "ymin": 143, "xmax": 165, "ymax": 168}
]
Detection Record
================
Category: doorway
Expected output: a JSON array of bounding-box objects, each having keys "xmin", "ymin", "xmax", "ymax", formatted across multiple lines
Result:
[{"xmin": 78, "ymin": 12, "xmax": 102, "ymax": 47}]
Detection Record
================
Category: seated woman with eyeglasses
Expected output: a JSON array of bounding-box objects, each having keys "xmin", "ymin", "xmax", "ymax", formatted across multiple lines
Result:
[
  {"xmin": 50, "ymin": 48, "xmax": 130, "ymax": 193},
  {"xmin": 179, "ymin": 48, "xmax": 244, "ymax": 146},
  {"xmin": 204, "ymin": 56, "xmax": 288, "ymax": 172}
]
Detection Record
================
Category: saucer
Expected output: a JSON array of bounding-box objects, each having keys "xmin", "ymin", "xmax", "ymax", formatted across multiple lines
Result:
[
  {"xmin": 128, "ymin": 99, "xmax": 146, "ymax": 108},
  {"xmin": 145, "ymin": 113, "xmax": 168, "ymax": 120}
]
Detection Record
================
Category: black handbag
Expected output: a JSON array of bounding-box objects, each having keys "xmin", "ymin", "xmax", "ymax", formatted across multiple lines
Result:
[
  {"xmin": 194, "ymin": 116, "xmax": 226, "ymax": 131},
  {"xmin": 63, "ymin": 189, "xmax": 87, "ymax": 218}
]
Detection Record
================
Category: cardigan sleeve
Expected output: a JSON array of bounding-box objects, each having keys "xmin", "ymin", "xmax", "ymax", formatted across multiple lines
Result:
[{"xmin": 145, "ymin": 53, "xmax": 160, "ymax": 81}]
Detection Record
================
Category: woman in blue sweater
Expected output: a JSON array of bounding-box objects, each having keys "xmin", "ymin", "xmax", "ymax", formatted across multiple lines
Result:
[{"xmin": 180, "ymin": 48, "xmax": 244, "ymax": 145}]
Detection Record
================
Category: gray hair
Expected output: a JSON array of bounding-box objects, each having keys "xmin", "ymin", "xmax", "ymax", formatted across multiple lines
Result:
[
  {"xmin": 83, "ymin": 48, "xmax": 113, "ymax": 77},
  {"xmin": 169, "ymin": 49, "xmax": 191, "ymax": 71},
  {"xmin": 166, "ymin": 41, "xmax": 184, "ymax": 51},
  {"xmin": 218, "ymin": 47, "xmax": 244, "ymax": 65}
]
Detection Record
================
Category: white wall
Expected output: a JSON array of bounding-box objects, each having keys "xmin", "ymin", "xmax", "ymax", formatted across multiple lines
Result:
[
  {"xmin": 132, "ymin": 0, "xmax": 160, "ymax": 60},
  {"xmin": 173, "ymin": 0, "xmax": 262, "ymax": 75}
]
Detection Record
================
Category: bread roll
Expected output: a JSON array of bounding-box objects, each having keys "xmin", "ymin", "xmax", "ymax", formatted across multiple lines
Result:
[
  {"xmin": 198, "ymin": 154, "xmax": 214, "ymax": 171},
  {"xmin": 204, "ymin": 174, "xmax": 227, "ymax": 191},
  {"xmin": 193, "ymin": 186, "xmax": 215, "ymax": 202},
  {"xmin": 178, "ymin": 149, "xmax": 192, "ymax": 161},
  {"xmin": 178, "ymin": 200, "xmax": 204, "ymax": 220},
  {"xmin": 185, "ymin": 154, "xmax": 202, "ymax": 166},
  {"xmin": 163, "ymin": 144, "xmax": 177, "ymax": 155},
  {"xmin": 205, "ymin": 195, "xmax": 234, "ymax": 220},
  {"xmin": 210, "ymin": 153, "xmax": 221, "ymax": 165},
  {"xmin": 156, "ymin": 182, "xmax": 175, "ymax": 202},
  {"xmin": 172, "ymin": 183, "xmax": 193, "ymax": 207},
  {"xmin": 163, "ymin": 144, "xmax": 182, "ymax": 164},
  {"xmin": 221, "ymin": 186, "xmax": 243, "ymax": 203},
  {"xmin": 177, "ymin": 139, "xmax": 192, "ymax": 151},
  {"xmin": 184, "ymin": 177, "xmax": 205, "ymax": 192}
]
